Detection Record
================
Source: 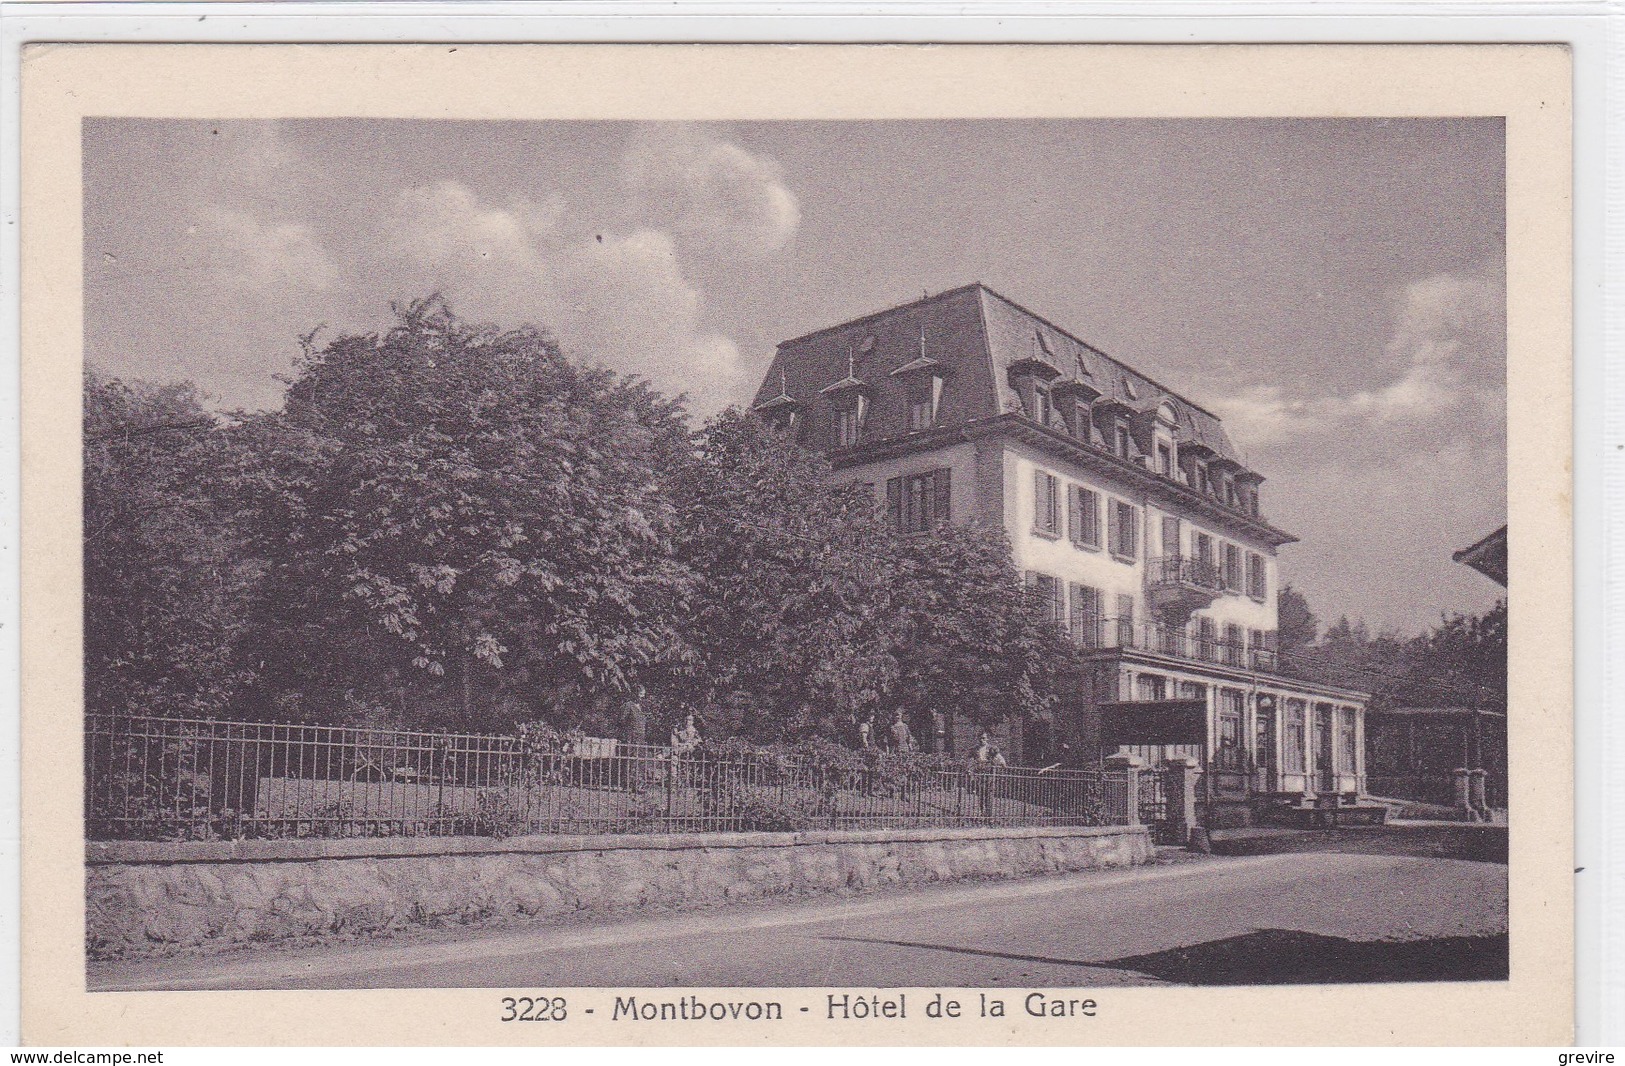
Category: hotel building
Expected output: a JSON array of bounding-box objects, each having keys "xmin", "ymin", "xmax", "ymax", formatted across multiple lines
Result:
[{"xmin": 752, "ymin": 284, "xmax": 1370, "ymax": 821}]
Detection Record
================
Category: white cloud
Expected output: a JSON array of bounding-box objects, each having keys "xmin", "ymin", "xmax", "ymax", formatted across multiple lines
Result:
[
  {"xmin": 621, "ymin": 124, "xmax": 801, "ymax": 257},
  {"xmin": 187, "ymin": 203, "xmax": 339, "ymax": 293},
  {"xmin": 380, "ymin": 180, "xmax": 747, "ymax": 403},
  {"xmin": 1212, "ymin": 268, "xmax": 1504, "ymax": 448}
]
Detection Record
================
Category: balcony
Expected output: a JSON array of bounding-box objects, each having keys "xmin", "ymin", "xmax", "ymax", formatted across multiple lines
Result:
[
  {"xmin": 1147, "ymin": 554, "xmax": 1225, "ymax": 620},
  {"xmin": 1076, "ymin": 616, "xmax": 1277, "ymax": 673}
]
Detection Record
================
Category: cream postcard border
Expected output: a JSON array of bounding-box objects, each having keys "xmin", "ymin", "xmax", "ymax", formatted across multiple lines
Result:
[{"xmin": 18, "ymin": 42, "xmax": 1573, "ymax": 1046}]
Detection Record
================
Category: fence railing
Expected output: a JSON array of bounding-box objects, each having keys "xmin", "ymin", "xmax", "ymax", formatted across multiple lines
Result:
[
  {"xmin": 85, "ymin": 714, "xmax": 1132, "ymax": 841},
  {"xmin": 1150, "ymin": 554, "xmax": 1224, "ymax": 592}
]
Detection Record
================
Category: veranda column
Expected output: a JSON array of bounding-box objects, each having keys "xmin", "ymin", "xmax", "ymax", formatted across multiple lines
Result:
[{"xmin": 1355, "ymin": 705, "xmax": 1368, "ymax": 796}]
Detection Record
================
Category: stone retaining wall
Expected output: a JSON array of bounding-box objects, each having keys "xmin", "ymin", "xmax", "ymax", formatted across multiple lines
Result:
[{"xmin": 86, "ymin": 825, "xmax": 1151, "ymax": 958}]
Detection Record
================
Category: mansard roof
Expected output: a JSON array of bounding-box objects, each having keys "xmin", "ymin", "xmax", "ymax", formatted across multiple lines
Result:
[{"xmin": 753, "ymin": 282, "xmax": 1247, "ymax": 466}]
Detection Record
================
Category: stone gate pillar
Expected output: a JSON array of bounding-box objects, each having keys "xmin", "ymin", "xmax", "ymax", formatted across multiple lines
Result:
[
  {"xmin": 1103, "ymin": 752, "xmax": 1147, "ymax": 827},
  {"xmin": 1163, "ymin": 754, "xmax": 1201, "ymax": 847}
]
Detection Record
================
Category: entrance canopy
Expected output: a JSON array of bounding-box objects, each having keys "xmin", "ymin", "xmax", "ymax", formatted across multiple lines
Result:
[{"xmin": 1100, "ymin": 699, "xmax": 1207, "ymax": 749}]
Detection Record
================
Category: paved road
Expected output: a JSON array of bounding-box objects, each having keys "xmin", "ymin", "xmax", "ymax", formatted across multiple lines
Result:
[{"xmin": 90, "ymin": 852, "xmax": 1507, "ymax": 991}]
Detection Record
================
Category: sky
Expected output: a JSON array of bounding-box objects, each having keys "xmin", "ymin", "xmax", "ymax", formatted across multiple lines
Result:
[{"xmin": 83, "ymin": 117, "xmax": 1507, "ymax": 638}]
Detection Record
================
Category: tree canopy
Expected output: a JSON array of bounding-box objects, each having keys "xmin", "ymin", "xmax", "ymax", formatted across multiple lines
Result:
[
  {"xmin": 84, "ymin": 371, "xmax": 252, "ymax": 718},
  {"xmin": 84, "ymin": 298, "xmax": 1082, "ymax": 742}
]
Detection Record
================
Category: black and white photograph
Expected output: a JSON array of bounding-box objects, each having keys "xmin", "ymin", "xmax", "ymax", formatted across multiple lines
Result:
[{"xmin": 15, "ymin": 41, "xmax": 1575, "ymax": 1047}]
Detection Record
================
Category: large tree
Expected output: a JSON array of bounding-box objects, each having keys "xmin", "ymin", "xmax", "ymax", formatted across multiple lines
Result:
[
  {"xmin": 659, "ymin": 408, "xmax": 1077, "ymax": 743},
  {"xmin": 231, "ymin": 298, "xmax": 696, "ymax": 728},
  {"xmin": 888, "ymin": 522, "xmax": 1076, "ymax": 732},
  {"xmin": 84, "ymin": 371, "xmax": 254, "ymax": 718},
  {"xmin": 655, "ymin": 408, "xmax": 898, "ymax": 740}
]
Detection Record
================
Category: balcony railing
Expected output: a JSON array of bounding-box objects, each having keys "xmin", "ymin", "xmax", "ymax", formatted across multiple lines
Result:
[
  {"xmin": 1150, "ymin": 554, "xmax": 1224, "ymax": 591},
  {"xmin": 1073, "ymin": 616, "xmax": 1277, "ymax": 673}
]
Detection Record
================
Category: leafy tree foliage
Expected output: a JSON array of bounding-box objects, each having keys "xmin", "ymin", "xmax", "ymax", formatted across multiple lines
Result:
[
  {"xmin": 1277, "ymin": 584, "xmax": 1506, "ymax": 712},
  {"xmin": 231, "ymin": 298, "xmax": 695, "ymax": 727},
  {"xmin": 1276, "ymin": 582, "xmax": 1319, "ymax": 661},
  {"xmin": 654, "ymin": 408, "xmax": 898, "ymax": 740},
  {"xmin": 84, "ymin": 371, "xmax": 252, "ymax": 717},
  {"xmin": 888, "ymin": 522, "xmax": 1075, "ymax": 732},
  {"xmin": 84, "ymin": 299, "xmax": 1086, "ymax": 744},
  {"xmin": 656, "ymin": 408, "xmax": 1077, "ymax": 742}
]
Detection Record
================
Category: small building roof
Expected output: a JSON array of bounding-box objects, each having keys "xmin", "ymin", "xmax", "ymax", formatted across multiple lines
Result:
[{"xmin": 1452, "ymin": 525, "xmax": 1508, "ymax": 587}]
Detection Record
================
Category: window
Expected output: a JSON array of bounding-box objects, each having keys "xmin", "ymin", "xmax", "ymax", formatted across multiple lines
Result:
[
  {"xmin": 886, "ymin": 469, "xmax": 951, "ymax": 533},
  {"xmin": 1247, "ymin": 628, "xmax": 1270, "ymax": 669},
  {"xmin": 1069, "ymin": 583, "xmax": 1101, "ymax": 647},
  {"xmin": 908, "ymin": 375, "xmax": 945, "ymax": 431},
  {"xmin": 1194, "ymin": 531, "xmax": 1215, "ymax": 571},
  {"xmin": 1107, "ymin": 499, "xmax": 1140, "ymax": 561},
  {"xmin": 1137, "ymin": 674, "xmax": 1167, "ymax": 702},
  {"xmin": 1339, "ymin": 708, "xmax": 1359, "ymax": 773},
  {"xmin": 1031, "ymin": 384, "xmax": 1052, "ymax": 426},
  {"xmin": 1195, "ymin": 460, "xmax": 1211, "ymax": 495},
  {"xmin": 1222, "ymin": 473, "xmax": 1237, "ymax": 507},
  {"xmin": 834, "ymin": 397, "xmax": 865, "ymax": 446},
  {"xmin": 1246, "ymin": 552, "xmax": 1267, "ymax": 600},
  {"xmin": 1223, "ymin": 542, "xmax": 1243, "ymax": 592},
  {"xmin": 1178, "ymin": 680, "xmax": 1207, "ymax": 701},
  {"xmin": 1283, "ymin": 699, "xmax": 1307, "ymax": 772},
  {"xmin": 1223, "ymin": 623, "xmax": 1244, "ymax": 667},
  {"xmin": 1069, "ymin": 485, "xmax": 1101, "ymax": 549},
  {"xmin": 1033, "ymin": 471, "xmax": 1061, "ymax": 536},
  {"xmin": 1218, "ymin": 689, "xmax": 1245, "ymax": 747},
  {"xmin": 1113, "ymin": 421, "xmax": 1131, "ymax": 459},
  {"xmin": 1196, "ymin": 616, "xmax": 1218, "ymax": 661},
  {"xmin": 1115, "ymin": 593, "xmax": 1135, "ymax": 646},
  {"xmin": 1026, "ymin": 571, "xmax": 1064, "ymax": 628},
  {"xmin": 1156, "ymin": 441, "xmax": 1173, "ymax": 477}
]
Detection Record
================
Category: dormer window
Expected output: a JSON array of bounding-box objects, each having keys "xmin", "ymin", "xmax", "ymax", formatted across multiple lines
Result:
[
  {"xmin": 1008, "ymin": 353, "xmax": 1062, "ymax": 430},
  {"xmin": 1114, "ymin": 420, "xmax": 1131, "ymax": 459},
  {"xmin": 753, "ymin": 368, "xmax": 802, "ymax": 436},
  {"xmin": 908, "ymin": 374, "xmax": 944, "ymax": 431},
  {"xmin": 1031, "ymin": 383, "xmax": 1053, "ymax": 427},
  {"xmin": 1156, "ymin": 441, "xmax": 1173, "ymax": 477},
  {"xmin": 835, "ymin": 396, "xmax": 866, "ymax": 447}
]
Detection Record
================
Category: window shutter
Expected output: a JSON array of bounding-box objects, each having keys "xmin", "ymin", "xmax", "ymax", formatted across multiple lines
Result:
[
  {"xmin": 1162, "ymin": 515, "xmax": 1180, "ymax": 556},
  {"xmin": 934, "ymin": 468, "xmax": 951, "ymax": 524},
  {"xmin": 1034, "ymin": 471, "xmax": 1046, "ymax": 530},
  {"xmin": 1107, "ymin": 499, "xmax": 1120, "ymax": 552},
  {"xmin": 886, "ymin": 476, "xmax": 902, "ymax": 531},
  {"xmin": 1070, "ymin": 583, "xmax": 1100, "ymax": 646},
  {"xmin": 1128, "ymin": 507, "xmax": 1140, "ymax": 560},
  {"xmin": 1068, "ymin": 486, "xmax": 1083, "ymax": 545}
]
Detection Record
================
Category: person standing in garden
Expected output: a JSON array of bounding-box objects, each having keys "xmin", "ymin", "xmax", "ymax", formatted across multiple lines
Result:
[
  {"xmin": 670, "ymin": 713, "xmax": 701, "ymax": 754},
  {"xmin": 890, "ymin": 710, "xmax": 916, "ymax": 753}
]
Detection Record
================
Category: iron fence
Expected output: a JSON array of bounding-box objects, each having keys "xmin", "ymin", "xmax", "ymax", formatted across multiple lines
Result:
[
  {"xmin": 85, "ymin": 713, "xmax": 1131, "ymax": 841},
  {"xmin": 1150, "ymin": 554, "xmax": 1224, "ymax": 591}
]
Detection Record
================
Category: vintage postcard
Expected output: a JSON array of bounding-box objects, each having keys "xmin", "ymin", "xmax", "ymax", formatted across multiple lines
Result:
[{"xmin": 18, "ymin": 43, "xmax": 1572, "ymax": 1045}]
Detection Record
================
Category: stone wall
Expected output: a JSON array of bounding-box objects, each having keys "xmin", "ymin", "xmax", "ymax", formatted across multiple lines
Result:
[{"xmin": 86, "ymin": 824, "xmax": 1151, "ymax": 958}]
